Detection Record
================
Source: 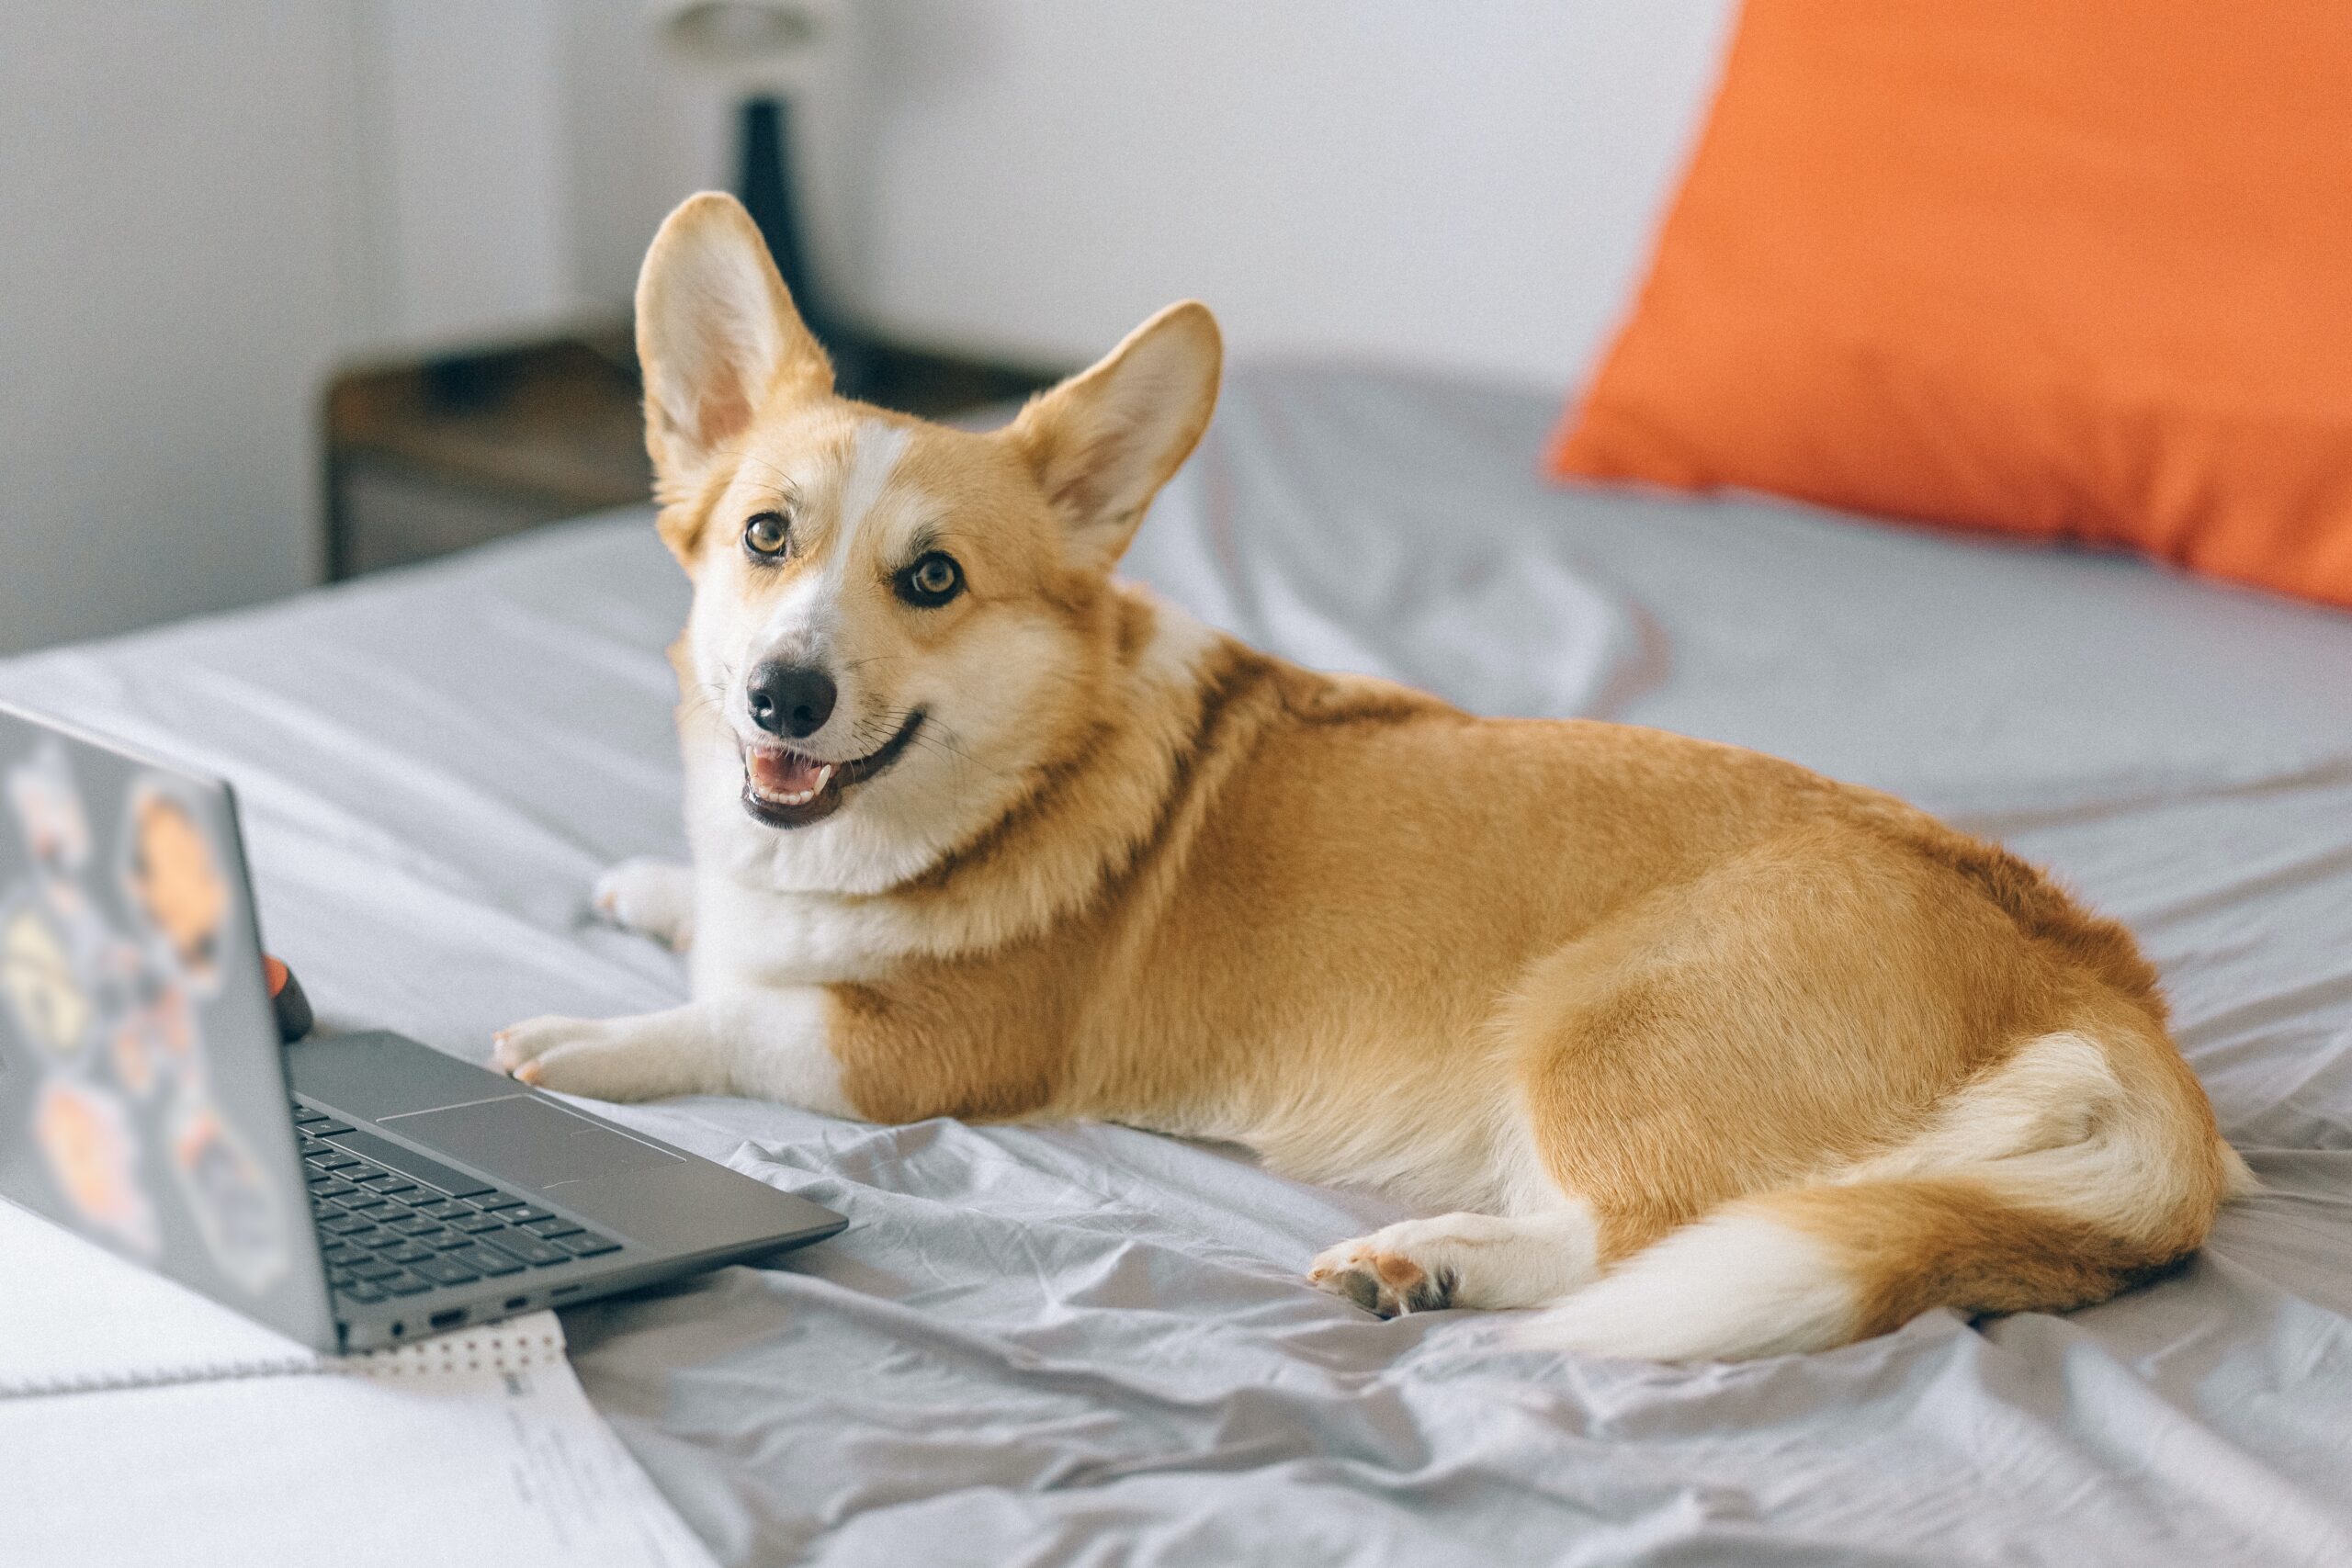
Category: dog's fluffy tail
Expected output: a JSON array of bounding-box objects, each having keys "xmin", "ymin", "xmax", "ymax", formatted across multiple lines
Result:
[
  {"xmin": 1515, "ymin": 1178, "xmax": 2163, "ymax": 1361},
  {"xmin": 1520, "ymin": 1029, "xmax": 2248, "ymax": 1361}
]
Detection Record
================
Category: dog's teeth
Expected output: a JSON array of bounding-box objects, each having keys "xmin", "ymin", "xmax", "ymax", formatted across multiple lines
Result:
[{"xmin": 748, "ymin": 756, "xmax": 840, "ymax": 812}]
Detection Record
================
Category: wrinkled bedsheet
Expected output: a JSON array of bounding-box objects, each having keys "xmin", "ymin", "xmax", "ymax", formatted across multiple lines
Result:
[{"xmin": 4, "ymin": 364, "xmax": 2348, "ymax": 1565}]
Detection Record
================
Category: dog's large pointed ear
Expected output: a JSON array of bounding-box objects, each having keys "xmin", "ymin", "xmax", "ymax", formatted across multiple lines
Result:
[
  {"xmin": 636, "ymin": 191, "xmax": 831, "ymax": 491},
  {"xmin": 1009, "ymin": 301, "xmax": 1222, "ymax": 572}
]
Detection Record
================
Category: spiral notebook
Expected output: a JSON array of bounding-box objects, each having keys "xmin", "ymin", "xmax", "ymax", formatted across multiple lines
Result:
[{"xmin": 0, "ymin": 1200, "xmax": 718, "ymax": 1568}]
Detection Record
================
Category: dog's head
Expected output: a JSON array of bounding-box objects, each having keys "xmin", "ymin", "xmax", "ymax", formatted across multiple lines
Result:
[{"xmin": 636, "ymin": 192, "xmax": 1222, "ymax": 890}]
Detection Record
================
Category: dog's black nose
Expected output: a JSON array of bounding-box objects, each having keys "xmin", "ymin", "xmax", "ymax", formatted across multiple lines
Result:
[{"xmin": 747, "ymin": 661, "xmax": 836, "ymax": 739}]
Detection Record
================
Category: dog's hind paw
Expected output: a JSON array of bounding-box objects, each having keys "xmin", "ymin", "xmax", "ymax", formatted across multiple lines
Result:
[
  {"xmin": 1308, "ymin": 1209, "xmax": 1602, "ymax": 1319},
  {"xmin": 592, "ymin": 857, "xmax": 695, "ymax": 951},
  {"xmin": 1307, "ymin": 1233, "xmax": 1458, "ymax": 1318}
]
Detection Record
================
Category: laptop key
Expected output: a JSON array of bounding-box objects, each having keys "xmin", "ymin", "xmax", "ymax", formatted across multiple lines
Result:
[
  {"xmin": 310, "ymin": 1121, "xmax": 355, "ymax": 1136},
  {"xmin": 413, "ymin": 1199, "xmax": 468, "ymax": 1221},
  {"xmin": 317, "ymin": 1212, "xmax": 375, "ymax": 1235},
  {"xmin": 311, "ymin": 1179, "xmax": 358, "ymax": 1201},
  {"xmin": 498, "ymin": 1205, "xmax": 561, "ymax": 1227},
  {"xmin": 351, "ymin": 1259, "xmax": 401, "ymax": 1281},
  {"xmin": 551, "ymin": 1231, "xmax": 622, "ymax": 1259},
  {"xmin": 339, "ymin": 1282, "xmax": 389, "ymax": 1303},
  {"xmin": 449, "ymin": 1245, "xmax": 526, "ymax": 1278},
  {"xmin": 520, "ymin": 1215, "xmax": 585, "ymax": 1238},
  {"xmin": 477, "ymin": 1231, "xmax": 569, "ymax": 1268},
  {"xmin": 413, "ymin": 1257, "xmax": 481, "ymax": 1287},
  {"xmin": 456, "ymin": 1212, "xmax": 510, "ymax": 1234},
  {"xmin": 379, "ymin": 1271, "xmax": 435, "ymax": 1297},
  {"xmin": 336, "ymin": 1190, "xmax": 390, "ymax": 1211},
  {"xmin": 382, "ymin": 1242, "xmax": 434, "ymax": 1266}
]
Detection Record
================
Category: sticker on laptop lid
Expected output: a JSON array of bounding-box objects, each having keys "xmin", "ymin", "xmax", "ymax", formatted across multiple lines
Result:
[
  {"xmin": 169, "ymin": 1095, "xmax": 288, "ymax": 1292},
  {"xmin": 33, "ymin": 1077, "xmax": 160, "ymax": 1256}
]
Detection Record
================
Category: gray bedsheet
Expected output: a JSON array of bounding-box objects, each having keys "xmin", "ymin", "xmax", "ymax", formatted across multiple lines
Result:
[{"xmin": 4, "ymin": 364, "xmax": 2348, "ymax": 1565}]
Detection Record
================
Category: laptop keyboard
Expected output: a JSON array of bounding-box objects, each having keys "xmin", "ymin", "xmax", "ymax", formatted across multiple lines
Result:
[{"xmin": 290, "ymin": 1101, "xmax": 621, "ymax": 1304}]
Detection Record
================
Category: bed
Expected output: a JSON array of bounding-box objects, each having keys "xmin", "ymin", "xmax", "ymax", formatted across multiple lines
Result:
[{"xmin": 6, "ymin": 363, "xmax": 2348, "ymax": 1565}]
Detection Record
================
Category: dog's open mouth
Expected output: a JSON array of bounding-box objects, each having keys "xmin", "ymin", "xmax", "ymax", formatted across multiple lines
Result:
[{"xmin": 741, "ymin": 711, "xmax": 924, "ymax": 829}]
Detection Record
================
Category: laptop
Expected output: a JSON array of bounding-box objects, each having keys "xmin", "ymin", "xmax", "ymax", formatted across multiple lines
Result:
[{"xmin": 0, "ymin": 699, "xmax": 843, "ymax": 1352}]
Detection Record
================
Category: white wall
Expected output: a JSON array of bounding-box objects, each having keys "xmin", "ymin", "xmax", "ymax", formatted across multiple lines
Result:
[
  {"xmin": 0, "ymin": 3, "xmax": 349, "ymax": 653},
  {"xmin": 824, "ymin": 0, "xmax": 1734, "ymax": 389},
  {"xmin": 555, "ymin": 3, "xmax": 740, "ymax": 333},
  {"xmin": 343, "ymin": 0, "xmax": 582, "ymax": 356},
  {"xmin": 0, "ymin": 1, "xmax": 611, "ymax": 657}
]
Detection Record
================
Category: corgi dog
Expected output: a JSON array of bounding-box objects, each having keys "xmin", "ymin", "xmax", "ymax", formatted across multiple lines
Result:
[{"xmin": 493, "ymin": 192, "xmax": 2247, "ymax": 1360}]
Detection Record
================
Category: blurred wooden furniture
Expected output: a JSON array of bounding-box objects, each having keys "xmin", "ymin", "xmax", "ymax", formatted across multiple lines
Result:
[{"xmin": 322, "ymin": 328, "xmax": 1058, "ymax": 580}]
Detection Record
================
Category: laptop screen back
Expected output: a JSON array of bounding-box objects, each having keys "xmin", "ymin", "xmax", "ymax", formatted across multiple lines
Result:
[{"xmin": 0, "ymin": 704, "xmax": 334, "ymax": 1349}]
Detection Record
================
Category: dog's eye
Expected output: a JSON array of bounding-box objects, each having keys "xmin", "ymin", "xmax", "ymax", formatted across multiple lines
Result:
[
  {"xmin": 742, "ymin": 512, "xmax": 790, "ymax": 558},
  {"xmin": 898, "ymin": 552, "xmax": 964, "ymax": 607}
]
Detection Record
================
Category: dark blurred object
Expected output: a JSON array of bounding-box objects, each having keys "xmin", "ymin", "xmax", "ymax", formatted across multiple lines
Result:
[
  {"xmin": 739, "ymin": 98, "xmax": 818, "ymax": 335},
  {"xmin": 738, "ymin": 94, "xmax": 869, "ymax": 391},
  {"xmin": 265, "ymin": 955, "xmax": 314, "ymax": 1043},
  {"xmin": 322, "ymin": 328, "xmax": 1058, "ymax": 581}
]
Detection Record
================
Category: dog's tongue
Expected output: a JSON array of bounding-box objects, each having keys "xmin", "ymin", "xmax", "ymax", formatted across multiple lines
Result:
[{"xmin": 750, "ymin": 747, "xmax": 827, "ymax": 796}]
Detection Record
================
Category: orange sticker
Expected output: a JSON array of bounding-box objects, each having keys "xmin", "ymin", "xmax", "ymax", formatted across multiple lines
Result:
[{"xmin": 35, "ymin": 1079, "xmax": 159, "ymax": 1256}]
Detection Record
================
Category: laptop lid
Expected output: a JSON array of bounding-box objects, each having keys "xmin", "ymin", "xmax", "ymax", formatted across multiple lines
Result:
[{"xmin": 0, "ymin": 701, "xmax": 336, "ymax": 1350}]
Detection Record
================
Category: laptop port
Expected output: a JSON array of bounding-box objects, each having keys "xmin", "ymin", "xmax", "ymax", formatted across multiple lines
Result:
[
  {"xmin": 389, "ymin": 1322, "xmax": 404, "ymax": 1337},
  {"xmin": 430, "ymin": 1308, "xmax": 468, "ymax": 1330},
  {"xmin": 503, "ymin": 1295, "xmax": 529, "ymax": 1311},
  {"xmin": 550, "ymin": 1283, "xmax": 587, "ymax": 1299}
]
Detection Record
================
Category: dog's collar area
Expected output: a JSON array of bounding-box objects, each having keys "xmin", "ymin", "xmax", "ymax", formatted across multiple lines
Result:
[{"xmin": 741, "ymin": 710, "xmax": 925, "ymax": 829}]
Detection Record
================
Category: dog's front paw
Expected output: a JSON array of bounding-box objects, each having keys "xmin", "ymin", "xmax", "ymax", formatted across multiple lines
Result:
[
  {"xmin": 492, "ymin": 1013, "xmax": 703, "ymax": 1102},
  {"xmin": 1308, "ymin": 1231, "xmax": 1459, "ymax": 1318},
  {"xmin": 592, "ymin": 857, "xmax": 695, "ymax": 951}
]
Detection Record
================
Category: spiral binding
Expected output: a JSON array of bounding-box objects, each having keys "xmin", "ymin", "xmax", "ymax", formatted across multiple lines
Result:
[{"xmin": 1, "ymin": 1316, "xmax": 569, "ymax": 1399}]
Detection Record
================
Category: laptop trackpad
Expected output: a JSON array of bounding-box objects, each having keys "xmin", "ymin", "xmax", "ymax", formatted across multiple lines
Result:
[{"xmin": 381, "ymin": 1095, "xmax": 682, "ymax": 1187}]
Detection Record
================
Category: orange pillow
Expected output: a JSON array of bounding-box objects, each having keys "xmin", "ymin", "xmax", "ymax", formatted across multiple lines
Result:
[{"xmin": 1550, "ymin": 0, "xmax": 2352, "ymax": 610}]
